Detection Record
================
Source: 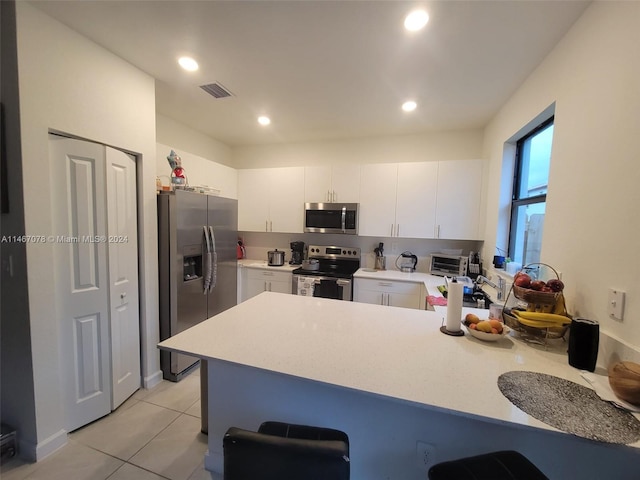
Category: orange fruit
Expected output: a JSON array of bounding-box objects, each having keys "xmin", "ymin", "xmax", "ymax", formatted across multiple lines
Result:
[
  {"xmin": 465, "ymin": 313, "xmax": 481, "ymax": 324},
  {"xmin": 489, "ymin": 319, "xmax": 503, "ymax": 333}
]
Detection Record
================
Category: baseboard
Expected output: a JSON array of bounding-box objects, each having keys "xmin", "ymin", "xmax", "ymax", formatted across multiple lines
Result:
[
  {"xmin": 19, "ymin": 428, "xmax": 67, "ymax": 462},
  {"xmin": 204, "ymin": 449, "xmax": 223, "ymax": 475},
  {"xmin": 143, "ymin": 369, "xmax": 163, "ymax": 390}
]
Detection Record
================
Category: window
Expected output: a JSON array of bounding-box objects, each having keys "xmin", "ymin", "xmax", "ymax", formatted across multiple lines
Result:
[{"xmin": 509, "ymin": 117, "xmax": 554, "ymax": 265}]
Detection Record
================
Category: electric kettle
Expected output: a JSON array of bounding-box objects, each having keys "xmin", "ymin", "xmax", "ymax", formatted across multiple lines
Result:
[{"xmin": 398, "ymin": 252, "xmax": 418, "ymax": 272}]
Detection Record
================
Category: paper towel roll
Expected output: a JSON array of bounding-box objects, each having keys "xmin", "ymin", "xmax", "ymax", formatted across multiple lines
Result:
[{"xmin": 446, "ymin": 280, "xmax": 463, "ymax": 333}]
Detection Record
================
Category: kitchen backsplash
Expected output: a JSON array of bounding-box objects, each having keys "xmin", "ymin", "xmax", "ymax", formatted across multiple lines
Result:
[{"xmin": 239, "ymin": 231, "xmax": 482, "ymax": 273}]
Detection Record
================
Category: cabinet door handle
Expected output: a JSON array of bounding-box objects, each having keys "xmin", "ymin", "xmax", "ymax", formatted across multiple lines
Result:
[
  {"xmin": 390, "ymin": 224, "xmax": 394, "ymax": 236},
  {"xmin": 266, "ymin": 220, "xmax": 269, "ymax": 232},
  {"xmin": 327, "ymin": 190, "xmax": 331, "ymax": 202},
  {"xmin": 397, "ymin": 224, "xmax": 400, "ymax": 237},
  {"xmin": 332, "ymin": 190, "xmax": 336, "ymax": 202},
  {"xmin": 270, "ymin": 221, "xmax": 273, "ymax": 232},
  {"xmin": 379, "ymin": 282, "xmax": 393, "ymax": 287},
  {"xmin": 380, "ymin": 293, "xmax": 385, "ymax": 305},
  {"xmin": 436, "ymin": 224, "xmax": 440, "ymax": 238},
  {"xmin": 386, "ymin": 293, "xmax": 390, "ymax": 306}
]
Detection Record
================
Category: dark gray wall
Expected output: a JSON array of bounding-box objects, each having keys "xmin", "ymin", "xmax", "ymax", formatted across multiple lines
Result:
[{"xmin": 1, "ymin": 0, "xmax": 37, "ymax": 457}]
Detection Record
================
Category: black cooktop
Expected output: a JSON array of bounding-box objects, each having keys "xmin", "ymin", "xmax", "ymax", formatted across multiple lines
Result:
[{"xmin": 292, "ymin": 262, "xmax": 359, "ymax": 279}]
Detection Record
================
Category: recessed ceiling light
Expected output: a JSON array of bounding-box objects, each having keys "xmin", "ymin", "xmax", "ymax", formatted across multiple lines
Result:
[
  {"xmin": 178, "ymin": 56, "xmax": 199, "ymax": 72},
  {"xmin": 402, "ymin": 101, "xmax": 417, "ymax": 112},
  {"xmin": 258, "ymin": 116, "xmax": 271, "ymax": 126},
  {"xmin": 404, "ymin": 9, "xmax": 429, "ymax": 31}
]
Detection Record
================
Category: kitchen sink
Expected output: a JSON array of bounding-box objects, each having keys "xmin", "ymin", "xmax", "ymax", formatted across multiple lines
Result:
[{"xmin": 462, "ymin": 291, "xmax": 493, "ymax": 309}]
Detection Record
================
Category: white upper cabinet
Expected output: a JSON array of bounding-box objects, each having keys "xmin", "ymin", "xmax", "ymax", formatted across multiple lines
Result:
[
  {"xmin": 395, "ymin": 162, "xmax": 438, "ymax": 239},
  {"xmin": 358, "ymin": 163, "xmax": 399, "ymax": 237},
  {"xmin": 304, "ymin": 165, "xmax": 360, "ymax": 203},
  {"xmin": 359, "ymin": 160, "xmax": 481, "ymax": 240},
  {"xmin": 238, "ymin": 167, "xmax": 305, "ymax": 233},
  {"xmin": 435, "ymin": 159, "xmax": 483, "ymax": 240},
  {"xmin": 238, "ymin": 159, "xmax": 482, "ymax": 239},
  {"xmin": 359, "ymin": 162, "xmax": 438, "ymax": 238}
]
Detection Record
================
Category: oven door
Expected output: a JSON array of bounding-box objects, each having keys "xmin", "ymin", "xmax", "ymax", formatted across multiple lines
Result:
[{"xmin": 293, "ymin": 274, "xmax": 352, "ymax": 301}]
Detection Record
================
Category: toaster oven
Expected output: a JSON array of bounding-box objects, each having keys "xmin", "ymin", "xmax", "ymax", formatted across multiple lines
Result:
[{"xmin": 429, "ymin": 254, "xmax": 468, "ymax": 276}]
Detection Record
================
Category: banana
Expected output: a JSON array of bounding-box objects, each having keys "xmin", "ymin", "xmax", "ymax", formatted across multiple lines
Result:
[
  {"xmin": 512, "ymin": 310, "xmax": 571, "ymax": 328},
  {"xmin": 513, "ymin": 311, "xmax": 571, "ymax": 322},
  {"xmin": 552, "ymin": 295, "xmax": 567, "ymax": 315}
]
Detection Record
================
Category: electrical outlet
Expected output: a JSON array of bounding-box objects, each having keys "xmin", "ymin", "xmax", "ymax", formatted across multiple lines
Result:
[
  {"xmin": 416, "ymin": 441, "xmax": 436, "ymax": 470},
  {"xmin": 391, "ymin": 242, "xmax": 399, "ymax": 253}
]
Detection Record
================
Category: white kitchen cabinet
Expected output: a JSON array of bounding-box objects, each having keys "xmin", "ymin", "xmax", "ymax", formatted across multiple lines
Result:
[
  {"xmin": 359, "ymin": 160, "xmax": 482, "ymax": 240},
  {"xmin": 238, "ymin": 167, "xmax": 305, "ymax": 233},
  {"xmin": 396, "ymin": 162, "xmax": 438, "ymax": 238},
  {"xmin": 359, "ymin": 162, "xmax": 438, "ymax": 238},
  {"xmin": 304, "ymin": 165, "xmax": 360, "ymax": 203},
  {"xmin": 435, "ymin": 159, "xmax": 483, "ymax": 240},
  {"xmin": 358, "ymin": 163, "xmax": 398, "ymax": 237},
  {"xmin": 354, "ymin": 278, "xmax": 425, "ymax": 310},
  {"xmin": 244, "ymin": 268, "xmax": 293, "ymax": 301}
]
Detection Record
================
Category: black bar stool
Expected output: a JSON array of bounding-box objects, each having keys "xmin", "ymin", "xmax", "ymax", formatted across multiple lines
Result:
[
  {"xmin": 223, "ymin": 421, "xmax": 350, "ymax": 480},
  {"xmin": 428, "ymin": 450, "xmax": 549, "ymax": 480}
]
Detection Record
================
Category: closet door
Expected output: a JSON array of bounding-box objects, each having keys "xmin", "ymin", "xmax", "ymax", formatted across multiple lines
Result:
[
  {"xmin": 51, "ymin": 136, "xmax": 111, "ymax": 432},
  {"xmin": 106, "ymin": 147, "xmax": 140, "ymax": 408},
  {"xmin": 51, "ymin": 137, "xmax": 141, "ymax": 431}
]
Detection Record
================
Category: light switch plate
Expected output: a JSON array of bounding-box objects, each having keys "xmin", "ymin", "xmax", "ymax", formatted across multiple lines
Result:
[{"xmin": 608, "ymin": 288, "xmax": 625, "ymax": 321}]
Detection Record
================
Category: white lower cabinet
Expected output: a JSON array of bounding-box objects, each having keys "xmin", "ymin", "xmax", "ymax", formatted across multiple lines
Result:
[
  {"xmin": 354, "ymin": 278, "xmax": 425, "ymax": 310},
  {"xmin": 243, "ymin": 268, "xmax": 292, "ymax": 302}
]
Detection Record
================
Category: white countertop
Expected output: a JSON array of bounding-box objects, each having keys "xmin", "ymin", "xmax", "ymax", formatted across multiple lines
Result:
[
  {"xmin": 354, "ymin": 267, "xmax": 438, "ymax": 283},
  {"xmin": 238, "ymin": 258, "xmax": 298, "ymax": 272},
  {"xmin": 158, "ymin": 291, "xmax": 638, "ymax": 446}
]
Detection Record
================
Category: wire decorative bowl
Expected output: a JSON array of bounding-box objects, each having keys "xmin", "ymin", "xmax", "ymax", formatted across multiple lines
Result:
[{"xmin": 502, "ymin": 262, "xmax": 570, "ymax": 344}]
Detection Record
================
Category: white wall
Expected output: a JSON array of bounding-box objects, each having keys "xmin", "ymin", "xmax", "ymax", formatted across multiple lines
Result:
[
  {"xmin": 16, "ymin": 2, "xmax": 160, "ymax": 459},
  {"xmin": 232, "ymin": 129, "xmax": 484, "ymax": 168},
  {"xmin": 156, "ymin": 114, "xmax": 233, "ymax": 168},
  {"xmin": 482, "ymin": 2, "xmax": 640, "ymax": 354}
]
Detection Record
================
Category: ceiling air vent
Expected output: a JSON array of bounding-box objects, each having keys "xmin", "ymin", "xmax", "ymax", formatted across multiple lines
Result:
[{"xmin": 200, "ymin": 82, "xmax": 233, "ymax": 99}]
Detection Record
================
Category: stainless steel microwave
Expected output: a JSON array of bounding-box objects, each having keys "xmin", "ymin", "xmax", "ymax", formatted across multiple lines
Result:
[
  {"xmin": 429, "ymin": 254, "xmax": 468, "ymax": 276},
  {"xmin": 304, "ymin": 203, "xmax": 358, "ymax": 234}
]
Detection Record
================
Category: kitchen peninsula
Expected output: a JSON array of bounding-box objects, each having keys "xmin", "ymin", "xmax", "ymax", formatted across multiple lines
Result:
[{"xmin": 158, "ymin": 292, "xmax": 640, "ymax": 480}]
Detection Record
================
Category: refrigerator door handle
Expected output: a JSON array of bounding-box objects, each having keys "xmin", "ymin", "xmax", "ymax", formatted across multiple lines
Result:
[
  {"xmin": 203, "ymin": 226, "xmax": 212, "ymax": 294},
  {"xmin": 208, "ymin": 226, "xmax": 217, "ymax": 292}
]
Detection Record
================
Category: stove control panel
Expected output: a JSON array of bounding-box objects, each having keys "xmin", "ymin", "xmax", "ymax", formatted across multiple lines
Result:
[{"xmin": 308, "ymin": 245, "xmax": 361, "ymax": 259}]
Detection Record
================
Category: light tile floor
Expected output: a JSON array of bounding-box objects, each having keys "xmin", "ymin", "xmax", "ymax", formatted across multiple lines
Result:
[{"xmin": 1, "ymin": 367, "xmax": 222, "ymax": 480}]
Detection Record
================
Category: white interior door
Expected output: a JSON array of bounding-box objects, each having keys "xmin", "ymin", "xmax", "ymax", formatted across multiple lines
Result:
[
  {"xmin": 50, "ymin": 136, "xmax": 111, "ymax": 432},
  {"xmin": 106, "ymin": 147, "xmax": 140, "ymax": 408}
]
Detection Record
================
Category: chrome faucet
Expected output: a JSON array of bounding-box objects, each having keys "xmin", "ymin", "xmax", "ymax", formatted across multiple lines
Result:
[{"xmin": 475, "ymin": 275, "xmax": 505, "ymax": 301}]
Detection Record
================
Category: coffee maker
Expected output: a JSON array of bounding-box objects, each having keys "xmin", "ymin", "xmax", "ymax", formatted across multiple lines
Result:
[{"xmin": 290, "ymin": 241, "xmax": 305, "ymax": 265}]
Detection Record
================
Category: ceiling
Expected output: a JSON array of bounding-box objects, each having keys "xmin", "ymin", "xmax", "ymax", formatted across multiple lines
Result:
[{"xmin": 29, "ymin": 0, "xmax": 590, "ymax": 147}]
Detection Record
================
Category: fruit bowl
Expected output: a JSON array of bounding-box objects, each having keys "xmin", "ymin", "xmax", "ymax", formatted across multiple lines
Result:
[{"xmin": 462, "ymin": 320, "xmax": 509, "ymax": 342}]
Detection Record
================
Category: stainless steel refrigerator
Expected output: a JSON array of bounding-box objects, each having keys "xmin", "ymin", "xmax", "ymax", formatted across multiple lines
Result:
[{"xmin": 157, "ymin": 189, "xmax": 238, "ymax": 382}]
